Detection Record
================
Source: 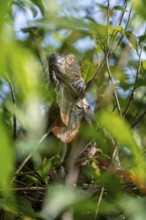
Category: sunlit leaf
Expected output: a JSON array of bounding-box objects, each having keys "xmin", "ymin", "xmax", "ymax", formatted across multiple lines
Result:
[{"xmin": 91, "ymin": 161, "xmax": 100, "ymax": 176}]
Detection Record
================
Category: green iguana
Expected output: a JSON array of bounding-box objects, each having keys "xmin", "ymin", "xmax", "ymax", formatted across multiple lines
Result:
[{"xmin": 48, "ymin": 53, "xmax": 93, "ymax": 143}]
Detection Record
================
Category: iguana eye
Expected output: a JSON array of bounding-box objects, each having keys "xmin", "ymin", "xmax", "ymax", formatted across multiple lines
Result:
[{"xmin": 66, "ymin": 54, "xmax": 75, "ymax": 64}]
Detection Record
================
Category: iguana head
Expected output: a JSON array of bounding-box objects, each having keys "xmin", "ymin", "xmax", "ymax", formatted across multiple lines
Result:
[
  {"xmin": 49, "ymin": 54, "xmax": 81, "ymax": 82},
  {"xmin": 49, "ymin": 53, "xmax": 86, "ymax": 96}
]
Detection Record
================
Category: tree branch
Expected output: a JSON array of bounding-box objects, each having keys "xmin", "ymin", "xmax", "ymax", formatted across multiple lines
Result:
[
  {"xmin": 0, "ymin": 186, "xmax": 47, "ymax": 192},
  {"xmin": 106, "ymin": 55, "xmax": 122, "ymax": 116},
  {"xmin": 122, "ymin": 46, "xmax": 143, "ymax": 117},
  {"xmin": 132, "ymin": 108, "xmax": 146, "ymax": 128}
]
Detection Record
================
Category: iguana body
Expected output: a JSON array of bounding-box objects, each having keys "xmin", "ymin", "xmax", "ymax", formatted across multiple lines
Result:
[{"xmin": 48, "ymin": 54, "xmax": 93, "ymax": 143}]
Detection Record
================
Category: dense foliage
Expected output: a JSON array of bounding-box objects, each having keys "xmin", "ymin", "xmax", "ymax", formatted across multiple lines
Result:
[{"xmin": 0, "ymin": 0, "xmax": 146, "ymax": 219}]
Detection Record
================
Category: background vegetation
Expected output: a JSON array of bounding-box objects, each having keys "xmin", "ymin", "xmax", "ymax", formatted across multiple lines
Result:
[{"xmin": 0, "ymin": 0, "xmax": 146, "ymax": 219}]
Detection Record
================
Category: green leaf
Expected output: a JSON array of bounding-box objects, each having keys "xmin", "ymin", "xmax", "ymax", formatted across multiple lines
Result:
[
  {"xmin": 125, "ymin": 30, "xmax": 138, "ymax": 53},
  {"xmin": 15, "ymin": 196, "xmax": 35, "ymax": 217},
  {"xmin": 112, "ymin": 6, "xmax": 128, "ymax": 12},
  {"xmin": 81, "ymin": 60, "xmax": 97, "ymax": 83},
  {"xmin": 32, "ymin": 0, "xmax": 46, "ymax": 15},
  {"xmin": 0, "ymin": 0, "xmax": 12, "ymax": 29},
  {"xmin": 142, "ymin": 60, "xmax": 146, "ymax": 70},
  {"xmin": 98, "ymin": 111, "xmax": 138, "ymax": 155},
  {"xmin": 119, "ymin": 195, "xmax": 146, "ymax": 220},
  {"xmin": 132, "ymin": 0, "xmax": 146, "ymax": 20},
  {"xmin": 113, "ymin": 26, "xmax": 138, "ymax": 54},
  {"xmin": 0, "ymin": 117, "xmax": 14, "ymax": 193},
  {"xmin": 41, "ymin": 185, "xmax": 84, "ymax": 219}
]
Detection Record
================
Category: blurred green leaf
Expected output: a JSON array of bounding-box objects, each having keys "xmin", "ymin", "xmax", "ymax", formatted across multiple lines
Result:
[
  {"xmin": 132, "ymin": 0, "xmax": 146, "ymax": 20},
  {"xmin": 119, "ymin": 195, "xmax": 146, "ymax": 220},
  {"xmin": 98, "ymin": 111, "xmax": 138, "ymax": 154},
  {"xmin": 41, "ymin": 185, "xmax": 84, "ymax": 219},
  {"xmin": 15, "ymin": 196, "xmax": 35, "ymax": 217},
  {"xmin": 0, "ymin": 0, "xmax": 11, "ymax": 29},
  {"xmin": 142, "ymin": 60, "xmax": 146, "ymax": 70},
  {"xmin": 32, "ymin": 17, "xmax": 107, "ymax": 39},
  {"xmin": 0, "ymin": 117, "xmax": 14, "ymax": 193}
]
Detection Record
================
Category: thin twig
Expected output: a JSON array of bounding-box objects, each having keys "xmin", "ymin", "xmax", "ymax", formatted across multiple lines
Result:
[
  {"xmin": 14, "ymin": 120, "xmax": 57, "ymax": 178},
  {"xmin": 95, "ymin": 187, "xmax": 105, "ymax": 218},
  {"xmin": 110, "ymin": 1, "xmax": 128, "ymax": 49},
  {"xmin": 106, "ymin": 55, "xmax": 122, "ymax": 116},
  {"xmin": 6, "ymin": 74, "xmax": 17, "ymax": 139},
  {"xmin": 15, "ymin": 154, "xmax": 32, "ymax": 176},
  {"xmin": 132, "ymin": 108, "xmax": 146, "ymax": 128},
  {"xmin": 0, "ymin": 186, "xmax": 47, "ymax": 192},
  {"xmin": 119, "ymin": 1, "xmax": 128, "ymax": 26},
  {"xmin": 113, "ymin": 5, "xmax": 133, "ymax": 53},
  {"xmin": 107, "ymin": 0, "xmax": 110, "ymax": 48},
  {"xmin": 122, "ymin": 46, "xmax": 143, "ymax": 117},
  {"xmin": 96, "ymin": 37, "xmax": 104, "ymax": 51}
]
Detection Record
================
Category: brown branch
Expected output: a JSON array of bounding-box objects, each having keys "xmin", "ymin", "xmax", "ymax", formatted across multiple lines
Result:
[
  {"xmin": 0, "ymin": 186, "xmax": 47, "ymax": 192},
  {"xmin": 15, "ymin": 154, "xmax": 32, "ymax": 176}
]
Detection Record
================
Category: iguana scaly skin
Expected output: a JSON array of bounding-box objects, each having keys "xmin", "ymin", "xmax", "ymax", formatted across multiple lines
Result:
[{"xmin": 48, "ymin": 54, "xmax": 93, "ymax": 143}]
